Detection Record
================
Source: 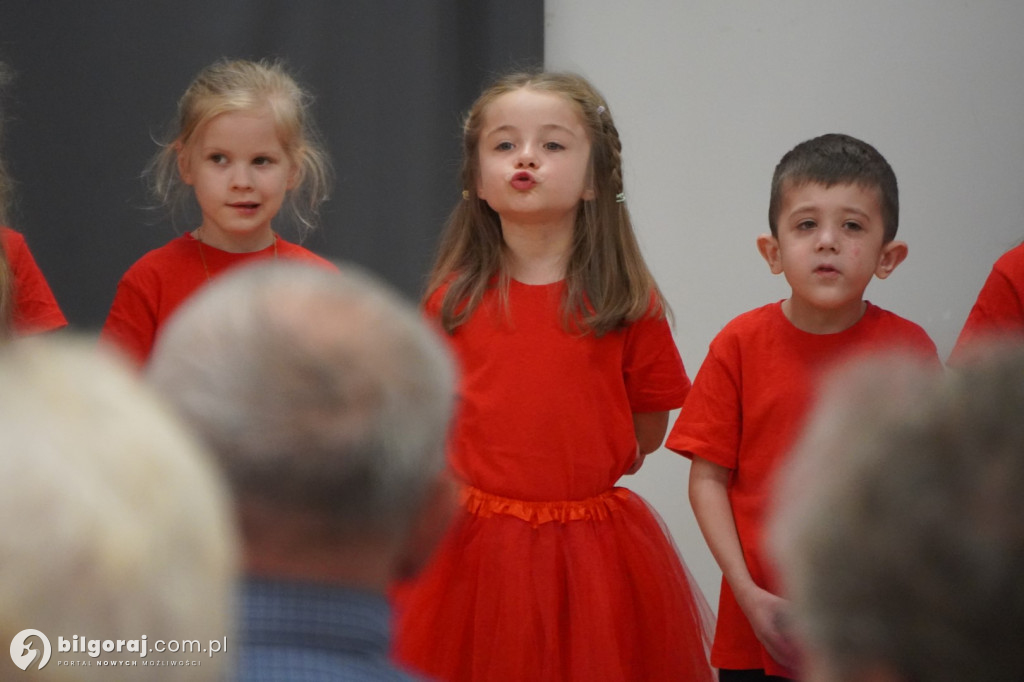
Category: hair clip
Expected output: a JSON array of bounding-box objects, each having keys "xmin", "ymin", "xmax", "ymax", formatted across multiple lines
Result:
[
  {"xmin": 596, "ymin": 105, "xmax": 606, "ymax": 116},
  {"xmin": 462, "ymin": 190, "xmax": 470, "ymax": 200},
  {"xmin": 615, "ymin": 192, "xmax": 625, "ymax": 203}
]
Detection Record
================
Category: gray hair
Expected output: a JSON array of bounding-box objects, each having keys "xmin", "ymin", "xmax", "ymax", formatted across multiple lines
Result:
[
  {"xmin": 771, "ymin": 347, "xmax": 1024, "ymax": 682},
  {"xmin": 0, "ymin": 337, "xmax": 236, "ymax": 681},
  {"xmin": 148, "ymin": 261, "xmax": 455, "ymax": 540}
]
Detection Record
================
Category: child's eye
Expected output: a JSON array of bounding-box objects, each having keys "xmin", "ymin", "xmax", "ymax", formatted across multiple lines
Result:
[
  {"xmin": 209, "ymin": 153, "xmax": 227, "ymax": 164},
  {"xmin": 543, "ymin": 141, "xmax": 565, "ymax": 151},
  {"xmin": 843, "ymin": 221, "xmax": 863, "ymax": 231},
  {"xmin": 797, "ymin": 220, "xmax": 816, "ymax": 230},
  {"xmin": 494, "ymin": 141, "xmax": 514, "ymax": 151},
  {"xmin": 252, "ymin": 156, "xmax": 273, "ymax": 166}
]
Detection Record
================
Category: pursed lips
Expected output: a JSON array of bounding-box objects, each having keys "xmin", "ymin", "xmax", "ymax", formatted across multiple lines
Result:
[{"xmin": 510, "ymin": 171, "xmax": 537, "ymax": 190}]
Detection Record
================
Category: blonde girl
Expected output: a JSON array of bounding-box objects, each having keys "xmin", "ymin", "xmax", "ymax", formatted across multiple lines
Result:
[{"xmin": 101, "ymin": 59, "xmax": 333, "ymax": 364}]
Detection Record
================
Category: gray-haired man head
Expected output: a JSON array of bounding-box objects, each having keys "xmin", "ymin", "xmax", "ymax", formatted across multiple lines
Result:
[{"xmin": 149, "ymin": 261, "xmax": 457, "ymax": 682}]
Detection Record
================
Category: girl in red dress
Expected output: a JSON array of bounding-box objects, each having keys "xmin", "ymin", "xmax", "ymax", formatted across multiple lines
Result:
[
  {"xmin": 394, "ymin": 71, "xmax": 714, "ymax": 682},
  {"xmin": 102, "ymin": 59, "xmax": 334, "ymax": 365}
]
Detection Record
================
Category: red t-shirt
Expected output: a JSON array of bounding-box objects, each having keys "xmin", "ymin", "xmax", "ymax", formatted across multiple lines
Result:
[
  {"xmin": 427, "ymin": 279, "xmax": 690, "ymax": 501},
  {"xmin": 1, "ymin": 227, "xmax": 67, "ymax": 334},
  {"xmin": 666, "ymin": 301, "xmax": 938, "ymax": 676},
  {"xmin": 949, "ymin": 242, "xmax": 1024, "ymax": 364},
  {"xmin": 101, "ymin": 233, "xmax": 335, "ymax": 364}
]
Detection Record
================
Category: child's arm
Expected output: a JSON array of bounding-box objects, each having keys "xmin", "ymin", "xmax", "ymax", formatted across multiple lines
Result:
[
  {"xmin": 689, "ymin": 455, "xmax": 797, "ymax": 666},
  {"xmin": 626, "ymin": 410, "xmax": 669, "ymax": 474}
]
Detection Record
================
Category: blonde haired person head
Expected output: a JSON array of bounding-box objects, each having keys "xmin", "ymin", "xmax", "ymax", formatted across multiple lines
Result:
[
  {"xmin": 149, "ymin": 58, "xmax": 331, "ymax": 237},
  {"xmin": 0, "ymin": 338, "xmax": 236, "ymax": 680}
]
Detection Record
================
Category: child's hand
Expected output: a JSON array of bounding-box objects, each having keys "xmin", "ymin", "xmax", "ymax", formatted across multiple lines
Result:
[
  {"xmin": 739, "ymin": 584, "xmax": 798, "ymax": 668},
  {"xmin": 625, "ymin": 440, "xmax": 645, "ymax": 474}
]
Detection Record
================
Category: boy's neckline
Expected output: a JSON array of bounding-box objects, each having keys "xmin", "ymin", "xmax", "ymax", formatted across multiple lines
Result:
[{"xmin": 779, "ymin": 298, "xmax": 869, "ymax": 335}]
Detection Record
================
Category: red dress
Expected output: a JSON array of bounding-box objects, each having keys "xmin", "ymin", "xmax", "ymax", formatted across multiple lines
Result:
[
  {"xmin": 667, "ymin": 301, "xmax": 939, "ymax": 677},
  {"xmin": 1, "ymin": 227, "xmax": 67, "ymax": 334},
  {"xmin": 394, "ymin": 280, "xmax": 714, "ymax": 682},
  {"xmin": 101, "ymin": 233, "xmax": 335, "ymax": 364}
]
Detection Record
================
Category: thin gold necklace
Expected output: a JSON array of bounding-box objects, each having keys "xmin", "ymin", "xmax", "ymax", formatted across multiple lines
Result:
[{"xmin": 194, "ymin": 230, "xmax": 279, "ymax": 281}]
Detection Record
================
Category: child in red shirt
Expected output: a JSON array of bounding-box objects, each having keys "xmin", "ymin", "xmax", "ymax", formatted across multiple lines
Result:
[
  {"xmin": 0, "ymin": 76, "xmax": 66, "ymax": 338},
  {"xmin": 667, "ymin": 134, "xmax": 939, "ymax": 681},
  {"xmin": 0, "ymin": 228, "xmax": 66, "ymax": 336},
  {"xmin": 948, "ymin": 241, "xmax": 1024, "ymax": 364},
  {"xmin": 393, "ymin": 71, "xmax": 714, "ymax": 682},
  {"xmin": 101, "ymin": 59, "xmax": 334, "ymax": 365}
]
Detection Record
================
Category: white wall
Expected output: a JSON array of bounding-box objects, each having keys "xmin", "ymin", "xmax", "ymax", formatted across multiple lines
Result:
[{"xmin": 546, "ymin": 0, "xmax": 1024, "ymax": 609}]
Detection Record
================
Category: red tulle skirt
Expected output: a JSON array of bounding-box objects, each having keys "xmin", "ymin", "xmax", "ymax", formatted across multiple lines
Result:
[{"xmin": 393, "ymin": 485, "xmax": 715, "ymax": 681}]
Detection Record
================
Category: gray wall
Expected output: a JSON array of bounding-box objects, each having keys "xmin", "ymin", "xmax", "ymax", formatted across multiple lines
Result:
[{"xmin": 547, "ymin": 0, "xmax": 1024, "ymax": 608}]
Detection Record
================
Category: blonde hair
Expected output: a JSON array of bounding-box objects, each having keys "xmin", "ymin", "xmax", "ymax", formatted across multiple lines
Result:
[
  {"xmin": 150, "ymin": 59, "xmax": 332, "ymax": 237},
  {"xmin": 0, "ymin": 153, "xmax": 10, "ymax": 336},
  {"xmin": 0, "ymin": 337, "xmax": 236, "ymax": 681},
  {"xmin": 428, "ymin": 71, "xmax": 668, "ymax": 336},
  {"xmin": 0, "ymin": 238, "xmax": 11, "ymax": 342}
]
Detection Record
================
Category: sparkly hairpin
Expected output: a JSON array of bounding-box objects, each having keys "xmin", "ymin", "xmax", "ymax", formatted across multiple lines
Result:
[
  {"xmin": 596, "ymin": 105, "xmax": 606, "ymax": 116},
  {"xmin": 462, "ymin": 190, "xmax": 470, "ymax": 200},
  {"xmin": 615, "ymin": 192, "xmax": 625, "ymax": 203}
]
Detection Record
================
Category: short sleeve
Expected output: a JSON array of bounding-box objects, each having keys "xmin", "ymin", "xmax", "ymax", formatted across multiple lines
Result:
[
  {"xmin": 3, "ymin": 229, "xmax": 67, "ymax": 335},
  {"xmin": 621, "ymin": 312, "xmax": 690, "ymax": 413},
  {"xmin": 665, "ymin": 337, "xmax": 742, "ymax": 469},
  {"xmin": 950, "ymin": 263, "xmax": 1024, "ymax": 363},
  {"xmin": 100, "ymin": 272, "xmax": 159, "ymax": 366}
]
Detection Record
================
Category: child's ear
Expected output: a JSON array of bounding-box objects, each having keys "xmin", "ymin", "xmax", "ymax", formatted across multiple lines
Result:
[
  {"xmin": 581, "ymin": 186, "xmax": 596, "ymax": 201},
  {"xmin": 176, "ymin": 142, "xmax": 193, "ymax": 186},
  {"xmin": 756, "ymin": 233, "xmax": 784, "ymax": 275},
  {"xmin": 875, "ymin": 240, "xmax": 908, "ymax": 279}
]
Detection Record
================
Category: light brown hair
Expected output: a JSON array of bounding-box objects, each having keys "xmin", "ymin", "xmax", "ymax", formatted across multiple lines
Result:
[
  {"xmin": 0, "ymin": 237, "xmax": 11, "ymax": 342},
  {"xmin": 428, "ymin": 71, "xmax": 668, "ymax": 336}
]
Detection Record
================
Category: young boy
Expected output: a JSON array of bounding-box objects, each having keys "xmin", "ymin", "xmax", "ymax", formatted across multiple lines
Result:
[{"xmin": 667, "ymin": 133, "xmax": 940, "ymax": 681}]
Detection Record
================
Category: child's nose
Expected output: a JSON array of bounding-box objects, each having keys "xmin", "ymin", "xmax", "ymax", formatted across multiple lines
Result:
[
  {"xmin": 230, "ymin": 164, "xmax": 254, "ymax": 189},
  {"xmin": 515, "ymin": 144, "xmax": 538, "ymax": 168},
  {"xmin": 817, "ymin": 225, "xmax": 840, "ymax": 250}
]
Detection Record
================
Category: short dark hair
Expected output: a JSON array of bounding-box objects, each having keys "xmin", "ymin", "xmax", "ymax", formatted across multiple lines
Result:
[{"xmin": 769, "ymin": 133, "xmax": 899, "ymax": 242}]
